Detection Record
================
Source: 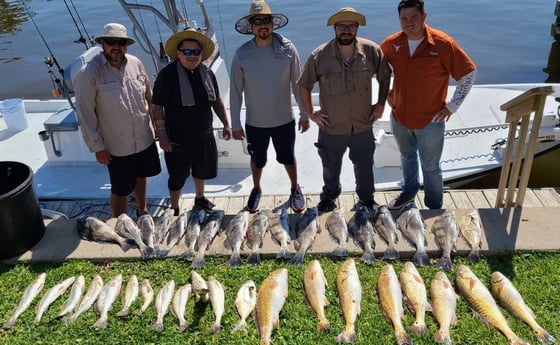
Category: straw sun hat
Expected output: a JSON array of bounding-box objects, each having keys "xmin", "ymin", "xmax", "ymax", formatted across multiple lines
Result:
[
  {"xmin": 327, "ymin": 7, "xmax": 366, "ymax": 26},
  {"xmin": 235, "ymin": 0, "xmax": 288, "ymax": 35},
  {"xmin": 164, "ymin": 28, "xmax": 216, "ymax": 61},
  {"xmin": 94, "ymin": 23, "xmax": 135, "ymax": 46}
]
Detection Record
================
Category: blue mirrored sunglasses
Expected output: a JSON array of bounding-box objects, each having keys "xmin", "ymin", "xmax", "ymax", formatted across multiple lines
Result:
[{"xmin": 181, "ymin": 48, "xmax": 202, "ymax": 56}]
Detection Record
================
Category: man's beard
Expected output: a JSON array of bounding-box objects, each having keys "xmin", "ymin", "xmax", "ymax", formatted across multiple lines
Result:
[
  {"xmin": 336, "ymin": 35, "xmax": 355, "ymax": 46},
  {"xmin": 104, "ymin": 51, "xmax": 124, "ymax": 64}
]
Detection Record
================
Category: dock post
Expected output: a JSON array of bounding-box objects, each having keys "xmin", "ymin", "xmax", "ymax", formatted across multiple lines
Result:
[{"xmin": 495, "ymin": 86, "xmax": 555, "ymax": 208}]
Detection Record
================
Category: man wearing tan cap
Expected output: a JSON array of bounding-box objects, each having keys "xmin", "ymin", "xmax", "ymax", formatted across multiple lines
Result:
[
  {"xmin": 298, "ymin": 8, "xmax": 391, "ymax": 213},
  {"xmin": 74, "ymin": 23, "xmax": 161, "ymax": 218},
  {"xmin": 230, "ymin": 0, "xmax": 308, "ymax": 213},
  {"xmin": 151, "ymin": 28, "xmax": 231, "ymax": 215}
]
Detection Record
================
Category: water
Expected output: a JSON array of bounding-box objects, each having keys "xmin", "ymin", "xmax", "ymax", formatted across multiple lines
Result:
[
  {"xmin": 0, "ymin": 0, "xmax": 558, "ymax": 100},
  {"xmin": 0, "ymin": 0, "xmax": 559, "ymax": 188}
]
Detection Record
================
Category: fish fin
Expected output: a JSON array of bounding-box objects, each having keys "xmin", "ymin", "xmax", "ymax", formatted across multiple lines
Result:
[
  {"xmin": 536, "ymin": 329, "xmax": 557, "ymax": 345},
  {"xmin": 273, "ymin": 316, "xmax": 280, "ymax": 330},
  {"xmin": 425, "ymin": 300, "xmax": 433, "ymax": 313},
  {"xmin": 179, "ymin": 320, "xmax": 190, "ymax": 332},
  {"xmin": 409, "ymin": 321, "xmax": 428, "ymax": 334},
  {"xmin": 467, "ymin": 249, "xmax": 481, "ymax": 263},
  {"xmin": 382, "ymin": 246, "xmax": 400, "ymax": 261},
  {"xmin": 336, "ymin": 325, "xmax": 356, "ymax": 343},
  {"xmin": 182, "ymin": 249, "xmax": 195, "ymax": 261},
  {"xmin": 211, "ymin": 322, "xmax": 222, "ymax": 334},
  {"xmin": 317, "ymin": 319, "xmax": 331, "ymax": 332},
  {"xmin": 330, "ymin": 246, "xmax": 348, "ymax": 258},
  {"xmin": 451, "ymin": 313, "xmax": 458, "ymax": 325},
  {"xmin": 92, "ymin": 317, "xmax": 108, "ymax": 330},
  {"xmin": 435, "ymin": 256, "xmax": 453, "ymax": 271},
  {"xmin": 412, "ymin": 252, "xmax": 430, "ymax": 267},
  {"xmin": 246, "ymin": 252, "xmax": 261, "ymax": 265},
  {"xmin": 275, "ymin": 248, "xmax": 292, "ymax": 260},
  {"xmin": 140, "ymin": 246, "xmax": 157, "ymax": 259},
  {"xmin": 360, "ymin": 251, "xmax": 376, "ymax": 265},
  {"xmin": 115, "ymin": 308, "xmax": 129, "ymax": 317},
  {"xmin": 288, "ymin": 252, "xmax": 304, "ymax": 266},
  {"xmin": 227, "ymin": 253, "xmax": 243, "ymax": 268},
  {"xmin": 434, "ymin": 329, "xmax": 452, "ymax": 345},
  {"xmin": 231, "ymin": 319, "xmax": 247, "ymax": 333},
  {"xmin": 323, "ymin": 295, "xmax": 330, "ymax": 306},
  {"xmin": 152, "ymin": 321, "xmax": 164, "ymax": 332},
  {"xmin": 190, "ymin": 256, "xmax": 205, "ymax": 269},
  {"xmin": 395, "ymin": 328, "xmax": 412, "ymax": 345}
]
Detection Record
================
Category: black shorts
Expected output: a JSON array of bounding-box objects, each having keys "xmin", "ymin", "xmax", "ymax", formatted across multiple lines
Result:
[
  {"xmin": 245, "ymin": 120, "xmax": 295, "ymax": 169},
  {"xmin": 164, "ymin": 136, "xmax": 218, "ymax": 191},
  {"xmin": 107, "ymin": 142, "xmax": 162, "ymax": 196}
]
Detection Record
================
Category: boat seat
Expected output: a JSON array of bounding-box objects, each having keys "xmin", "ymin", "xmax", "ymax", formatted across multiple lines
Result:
[{"xmin": 62, "ymin": 46, "xmax": 102, "ymax": 96}]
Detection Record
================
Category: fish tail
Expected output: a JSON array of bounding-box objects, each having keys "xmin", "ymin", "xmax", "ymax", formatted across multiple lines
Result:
[
  {"xmin": 231, "ymin": 319, "xmax": 247, "ymax": 333},
  {"xmin": 434, "ymin": 328, "xmax": 451, "ymax": 345},
  {"xmin": 276, "ymin": 248, "xmax": 292, "ymax": 260},
  {"xmin": 179, "ymin": 320, "xmax": 190, "ymax": 332},
  {"xmin": 227, "ymin": 252, "xmax": 243, "ymax": 268},
  {"xmin": 2, "ymin": 318, "xmax": 16, "ymax": 330},
  {"xmin": 118, "ymin": 239, "xmax": 133, "ymax": 252},
  {"xmin": 330, "ymin": 246, "xmax": 349, "ymax": 258},
  {"xmin": 33, "ymin": 314, "xmax": 42, "ymax": 325},
  {"xmin": 382, "ymin": 246, "xmax": 400, "ymax": 261},
  {"xmin": 211, "ymin": 322, "xmax": 222, "ymax": 334},
  {"xmin": 317, "ymin": 319, "xmax": 331, "ymax": 332},
  {"xmin": 92, "ymin": 317, "xmax": 108, "ymax": 330},
  {"xmin": 360, "ymin": 250, "xmax": 376, "ymax": 265},
  {"xmin": 115, "ymin": 308, "xmax": 129, "ymax": 317},
  {"xmin": 435, "ymin": 256, "xmax": 453, "ymax": 271},
  {"xmin": 152, "ymin": 321, "xmax": 164, "ymax": 332},
  {"xmin": 158, "ymin": 248, "xmax": 171, "ymax": 258},
  {"xmin": 190, "ymin": 255, "xmax": 205, "ymax": 269},
  {"xmin": 140, "ymin": 246, "xmax": 157, "ymax": 259},
  {"xmin": 408, "ymin": 320, "xmax": 428, "ymax": 334},
  {"xmin": 62, "ymin": 314, "xmax": 76, "ymax": 324},
  {"xmin": 467, "ymin": 249, "xmax": 481, "ymax": 263},
  {"xmin": 412, "ymin": 251, "xmax": 430, "ymax": 267},
  {"xmin": 246, "ymin": 252, "xmax": 261, "ymax": 265},
  {"xmin": 395, "ymin": 327, "xmax": 412, "ymax": 345},
  {"xmin": 288, "ymin": 251, "xmax": 305, "ymax": 266},
  {"xmin": 536, "ymin": 328, "xmax": 557, "ymax": 345},
  {"xmin": 336, "ymin": 325, "xmax": 356, "ymax": 343},
  {"xmin": 182, "ymin": 249, "xmax": 195, "ymax": 261}
]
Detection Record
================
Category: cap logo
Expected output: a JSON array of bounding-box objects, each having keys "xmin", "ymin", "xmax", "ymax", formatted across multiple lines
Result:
[{"xmin": 253, "ymin": 5, "xmax": 263, "ymax": 11}]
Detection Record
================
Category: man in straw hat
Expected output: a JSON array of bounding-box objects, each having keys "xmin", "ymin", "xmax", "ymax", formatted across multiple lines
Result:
[
  {"xmin": 381, "ymin": 0, "xmax": 476, "ymax": 210},
  {"xmin": 74, "ymin": 23, "xmax": 161, "ymax": 218},
  {"xmin": 151, "ymin": 28, "xmax": 231, "ymax": 215},
  {"xmin": 231, "ymin": 0, "xmax": 308, "ymax": 213},
  {"xmin": 298, "ymin": 8, "xmax": 391, "ymax": 214}
]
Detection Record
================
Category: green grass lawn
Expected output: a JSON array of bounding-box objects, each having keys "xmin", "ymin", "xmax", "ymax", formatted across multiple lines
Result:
[{"xmin": 0, "ymin": 252, "xmax": 558, "ymax": 345}]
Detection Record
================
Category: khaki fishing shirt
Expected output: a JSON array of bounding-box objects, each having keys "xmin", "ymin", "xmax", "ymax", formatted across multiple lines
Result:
[
  {"xmin": 74, "ymin": 52, "xmax": 155, "ymax": 157},
  {"xmin": 298, "ymin": 37, "xmax": 391, "ymax": 136}
]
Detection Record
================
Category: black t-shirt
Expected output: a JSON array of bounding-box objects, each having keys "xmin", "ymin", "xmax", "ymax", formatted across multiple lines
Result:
[{"xmin": 152, "ymin": 61, "xmax": 220, "ymax": 144}]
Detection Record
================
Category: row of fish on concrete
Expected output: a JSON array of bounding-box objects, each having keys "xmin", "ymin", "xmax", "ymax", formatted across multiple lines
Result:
[
  {"xmin": 78, "ymin": 203, "xmax": 484, "ymax": 271},
  {"xmin": 2, "ymin": 259, "xmax": 555, "ymax": 345}
]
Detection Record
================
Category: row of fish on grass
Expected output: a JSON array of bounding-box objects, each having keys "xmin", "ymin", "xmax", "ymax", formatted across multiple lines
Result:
[
  {"xmin": 78, "ymin": 203, "xmax": 484, "ymax": 272},
  {"xmin": 1, "ymin": 260, "xmax": 556, "ymax": 345}
]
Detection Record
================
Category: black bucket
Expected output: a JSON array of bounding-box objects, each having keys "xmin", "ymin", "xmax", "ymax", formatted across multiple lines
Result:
[{"xmin": 0, "ymin": 161, "xmax": 45, "ymax": 260}]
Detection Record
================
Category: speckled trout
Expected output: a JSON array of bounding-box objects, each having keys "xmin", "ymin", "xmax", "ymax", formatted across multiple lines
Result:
[{"xmin": 2, "ymin": 272, "xmax": 46, "ymax": 329}]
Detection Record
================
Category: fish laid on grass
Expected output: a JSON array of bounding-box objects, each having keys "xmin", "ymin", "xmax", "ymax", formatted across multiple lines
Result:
[
  {"xmin": 267, "ymin": 208, "xmax": 292, "ymax": 259},
  {"xmin": 430, "ymin": 271, "xmax": 458, "ymax": 345},
  {"xmin": 183, "ymin": 206, "xmax": 207, "ymax": 260},
  {"xmin": 289, "ymin": 207, "xmax": 320, "ymax": 265},
  {"xmin": 396, "ymin": 204, "xmax": 430, "ymax": 267},
  {"xmin": 223, "ymin": 210, "xmax": 250, "ymax": 267},
  {"xmin": 348, "ymin": 206, "xmax": 376, "ymax": 264},
  {"xmin": 432, "ymin": 210, "xmax": 460, "ymax": 271},
  {"xmin": 491, "ymin": 271, "xmax": 557, "ymax": 345},
  {"xmin": 191, "ymin": 271, "xmax": 209, "ymax": 303},
  {"xmin": 56, "ymin": 275, "xmax": 85, "ymax": 319},
  {"xmin": 254, "ymin": 268, "xmax": 289, "ymax": 345},
  {"xmin": 171, "ymin": 283, "xmax": 192, "ymax": 332},
  {"xmin": 336, "ymin": 259, "xmax": 362, "ymax": 343},
  {"xmin": 2, "ymin": 272, "xmax": 47, "ymax": 330},
  {"xmin": 232, "ymin": 280, "xmax": 257, "ymax": 333},
  {"xmin": 246, "ymin": 210, "xmax": 272, "ymax": 264},
  {"xmin": 159, "ymin": 211, "xmax": 188, "ymax": 257},
  {"xmin": 373, "ymin": 205, "xmax": 400, "ymax": 260},
  {"xmin": 64, "ymin": 274, "xmax": 103, "ymax": 324},
  {"xmin": 455, "ymin": 265, "xmax": 529, "ymax": 345},
  {"xmin": 137, "ymin": 214, "xmax": 156, "ymax": 248},
  {"xmin": 303, "ymin": 260, "xmax": 331, "ymax": 332},
  {"xmin": 378, "ymin": 264, "xmax": 411, "ymax": 345},
  {"xmin": 136, "ymin": 279, "xmax": 154, "ymax": 315},
  {"xmin": 191, "ymin": 209, "xmax": 225, "ymax": 268},
  {"xmin": 115, "ymin": 213, "xmax": 157, "ymax": 259},
  {"xmin": 154, "ymin": 208, "xmax": 175, "ymax": 247},
  {"xmin": 325, "ymin": 208, "xmax": 349, "ymax": 258},
  {"xmin": 152, "ymin": 280, "xmax": 175, "ymax": 332},
  {"xmin": 399, "ymin": 262, "xmax": 430, "ymax": 334},
  {"xmin": 115, "ymin": 274, "xmax": 139, "ymax": 317},
  {"xmin": 458, "ymin": 210, "xmax": 483, "ymax": 263},
  {"xmin": 93, "ymin": 274, "xmax": 122, "ymax": 329},
  {"xmin": 34, "ymin": 276, "xmax": 75, "ymax": 324},
  {"xmin": 207, "ymin": 276, "xmax": 225, "ymax": 333},
  {"xmin": 77, "ymin": 216, "xmax": 132, "ymax": 251}
]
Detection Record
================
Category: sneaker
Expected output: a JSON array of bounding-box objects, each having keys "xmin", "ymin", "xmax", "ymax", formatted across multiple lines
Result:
[
  {"xmin": 356, "ymin": 199, "xmax": 380, "ymax": 213},
  {"xmin": 289, "ymin": 185, "xmax": 305, "ymax": 213},
  {"xmin": 247, "ymin": 188, "xmax": 261, "ymax": 213},
  {"xmin": 195, "ymin": 196, "xmax": 215, "ymax": 212},
  {"xmin": 388, "ymin": 193, "xmax": 416, "ymax": 210},
  {"xmin": 317, "ymin": 199, "xmax": 337, "ymax": 213},
  {"xmin": 172, "ymin": 207, "xmax": 180, "ymax": 217},
  {"xmin": 136, "ymin": 209, "xmax": 148, "ymax": 218}
]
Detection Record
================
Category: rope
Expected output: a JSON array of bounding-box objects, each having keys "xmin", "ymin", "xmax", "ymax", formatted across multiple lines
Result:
[{"xmin": 215, "ymin": 0, "xmax": 229, "ymax": 74}]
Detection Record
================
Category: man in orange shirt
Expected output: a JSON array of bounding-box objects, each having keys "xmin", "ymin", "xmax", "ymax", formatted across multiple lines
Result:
[{"xmin": 381, "ymin": 0, "xmax": 476, "ymax": 210}]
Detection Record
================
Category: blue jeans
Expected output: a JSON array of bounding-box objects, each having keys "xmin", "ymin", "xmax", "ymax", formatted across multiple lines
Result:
[{"xmin": 390, "ymin": 116, "xmax": 444, "ymax": 209}]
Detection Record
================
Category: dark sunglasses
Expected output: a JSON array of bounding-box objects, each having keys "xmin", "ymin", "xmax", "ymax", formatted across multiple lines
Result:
[
  {"xmin": 104, "ymin": 38, "xmax": 128, "ymax": 47},
  {"xmin": 251, "ymin": 17, "xmax": 273, "ymax": 25},
  {"xmin": 180, "ymin": 48, "xmax": 202, "ymax": 56}
]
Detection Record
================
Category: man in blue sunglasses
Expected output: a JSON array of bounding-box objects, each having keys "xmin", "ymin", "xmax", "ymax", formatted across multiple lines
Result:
[
  {"xmin": 151, "ymin": 28, "xmax": 231, "ymax": 216},
  {"xmin": 231, "ymin": 0, "xmax": 308, "ymax": 214}
]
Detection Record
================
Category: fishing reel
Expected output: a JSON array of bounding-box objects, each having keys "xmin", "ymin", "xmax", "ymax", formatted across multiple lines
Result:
[{"xmin": 44, "ymin": 56, "xmax": 62, "ymax": 97}]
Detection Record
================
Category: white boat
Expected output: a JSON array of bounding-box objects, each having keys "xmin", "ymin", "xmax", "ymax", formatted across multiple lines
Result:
[{"xmin": 1, "ymin": 0, "xmax": 559, "ymax": 202}]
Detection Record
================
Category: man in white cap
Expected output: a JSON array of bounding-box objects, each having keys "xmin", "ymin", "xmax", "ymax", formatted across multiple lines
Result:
[
  {"xmin": 298, "ymin": 8, "xmax": 392, "ymax": 213},
  {"xmin": 74, "ymin": 23, "xmax": 161, "ymax": 218},
  {"xmin": 230, "ymin": 0, "xmax": 308, "ymax": 213},
  {"xmin": 151, "ymin": 28, "xmax": 231, "ymax": 215}
]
